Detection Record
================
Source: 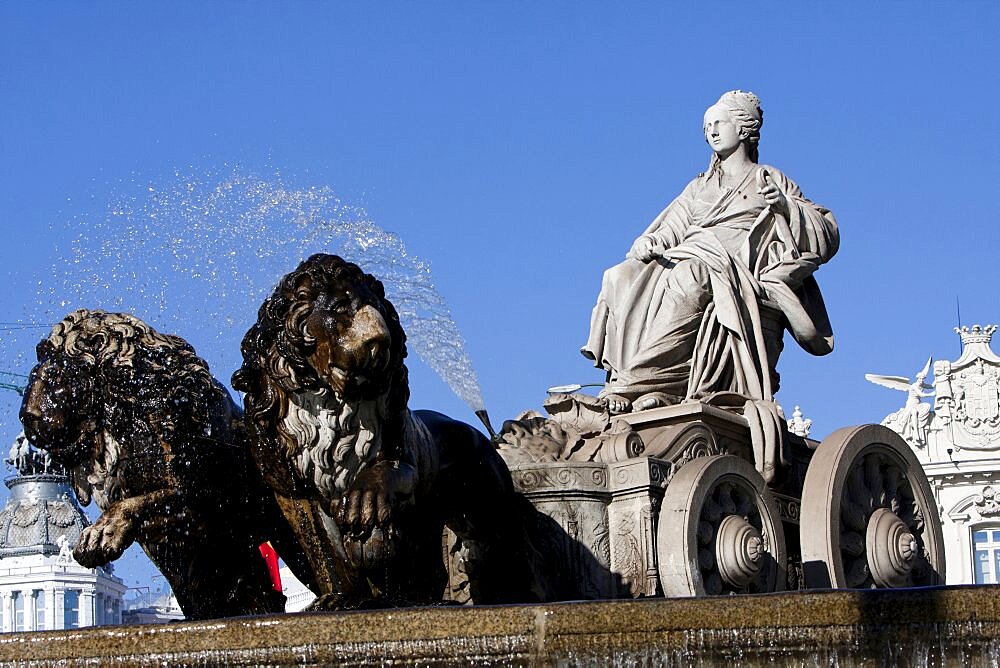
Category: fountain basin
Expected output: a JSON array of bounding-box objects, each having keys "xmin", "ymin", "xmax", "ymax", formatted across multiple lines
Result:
[{"xmin": 2, "ymin": 585, "xmax": 999, "ymax": 665}]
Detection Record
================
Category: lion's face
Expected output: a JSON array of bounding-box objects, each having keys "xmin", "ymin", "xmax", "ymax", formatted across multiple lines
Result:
[
  {"xmin": 235, "ymin": 255, "xmax": 410, "ymax": 498},
  {"xmin": 21, "ymin": 308, "xmax": 220, "ymax": 475},
  {"xmin": 20, "ymin": 344, "xmax": 99, "ymax": 469},
  {"xmin": 290, "ymin": 264, "xmax": 398, "ymax": 401}
]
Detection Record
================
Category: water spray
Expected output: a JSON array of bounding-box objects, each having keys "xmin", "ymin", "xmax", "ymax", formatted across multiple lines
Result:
[{"xmin": 32, "ymin": 167, "xmax": 504, "ymax": 452}]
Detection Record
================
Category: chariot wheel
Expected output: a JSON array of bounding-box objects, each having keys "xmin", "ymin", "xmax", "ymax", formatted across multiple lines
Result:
[
  {"xmin": 656, "ymin": 454, "xmax": 786, "ymax": 597},
  {"xmin": 800, "ymin": 424, "xmax": 945, "ymax": 589}
]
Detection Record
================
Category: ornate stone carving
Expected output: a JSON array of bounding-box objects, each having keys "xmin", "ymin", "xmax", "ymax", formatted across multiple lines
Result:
[
  {"xmin": 871, "ymin": 325, "xmax": 1000, "ymax": 452},
  {"xmin": 934, "ymin": 326, "xmax": 1000, "ymax": 450},
  {"xmin": 498, "ymin": 393, "xmax": 656, "ymax": 464},
  {"xmin": 668, "ymin": 426, "xmax": 725, "ymax": 477},
  {"xmin": 494, "ymin": 411, "xmax": 570, "ymax": 463},
  {"xmin": 606, "ymin": 418, "xmax": 645, "ymax": 462},
  {"xmin": 524, "ymin": 497, "xmax": 613, "ymax": 600},
  {"xmin": 772, "ymin": 492, "xmax": 802, "ymax": 525},
  {"xmin": 6, "ymin": 432, "xmax": 64, "ymax": 476},
  {"xmin": 55, "ymin": 534, "xmax": 75, "ymax": 565},
  {"xmin": 611, "ymin": 511, "xmax": 644, "ymax": 596},
  {"xmin": 508, "ymin": 455, "xmax": 676, "ymax": 600},
  {"xmin": 953, "ymin": 360, "xmax": 1000, "ymax": 440},
  {"xmin": 866, "ymin": 358, "xmax": 934, "ymax": 447},
  {"xmin": 511, "ymin": 464, "xmax": 609, "ymax": 493},
  {"xmin": 974, "ymin": 486, "xmax": 1000, "ymax": 517},
  {"xmin": 786, "ymin": 406, "xmax": 813, "ymax": 438},
  {"xmin": 543, "ymin": 392, "xmax": 610, "ymax": 440}
]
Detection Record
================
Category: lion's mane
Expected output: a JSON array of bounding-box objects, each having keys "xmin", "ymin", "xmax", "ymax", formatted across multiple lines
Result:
[
  {"xmin": 24, "ymin": 308, "xmax": 306, "ymax": 619},
  {"xmin": 233, "ymin": 254, "xmax": 411, "ymax": 498},
  {"xmin": 34, "ymin": 308, "xmax": 237, "ymax": 505}
]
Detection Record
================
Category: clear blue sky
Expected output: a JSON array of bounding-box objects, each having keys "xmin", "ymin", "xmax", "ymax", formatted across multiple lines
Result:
[{"xmin": 1, "ymin": 3, "xmax": 997, "ymax": 588}]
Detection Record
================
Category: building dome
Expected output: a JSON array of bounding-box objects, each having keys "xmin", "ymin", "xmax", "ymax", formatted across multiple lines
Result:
[
  {"xmin": 0, "ymin": 434, "xmax": 125, "ymax": 633},
  {"xmin": 0, "ymin": 475, "xmax": 90, "ymax": 558}
]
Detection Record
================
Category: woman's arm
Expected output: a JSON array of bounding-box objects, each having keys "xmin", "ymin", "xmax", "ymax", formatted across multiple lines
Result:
[{"xmin": 627, "ymin": 179, "xmax": 697, "ymax": 261}]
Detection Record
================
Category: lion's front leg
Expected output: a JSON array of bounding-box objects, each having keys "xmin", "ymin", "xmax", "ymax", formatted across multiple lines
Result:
[
  {"xmin": 329, "ymin": 458, "xmax": 438, "ymax": 607},
  {"xmin": 335, "ymin": 459, "xmax": 417, "ymax": 538},
  {"xmin": 333, "ymin": 458, "xmax": 418, "ymax": 592},
  {"xmin": 74, "ymin": 512, "xmax": 134, "ymax": 567},
  {"xmin": 73, "ymin": 489, "xmax": 183, "ymax": 567}
]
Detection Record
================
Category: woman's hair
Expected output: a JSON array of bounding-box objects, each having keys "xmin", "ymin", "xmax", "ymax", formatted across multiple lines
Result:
[{"xmin": 704, "ymin": 90, "xmax": 763, "ymax": 181}]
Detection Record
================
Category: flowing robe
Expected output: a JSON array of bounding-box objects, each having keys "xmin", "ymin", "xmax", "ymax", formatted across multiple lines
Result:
[{"xmin": 582, "ymin": 165, "xmax": 839, "ymax": 403}]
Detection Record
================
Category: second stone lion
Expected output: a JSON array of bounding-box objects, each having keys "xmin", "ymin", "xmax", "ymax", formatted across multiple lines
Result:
[{"xmin": 233, "ymin": 253, "xmax": 537, "ymax": 609}]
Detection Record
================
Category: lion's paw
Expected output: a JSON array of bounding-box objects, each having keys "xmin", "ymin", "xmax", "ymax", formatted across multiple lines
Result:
[
  {"xmin": 337, "ymin": 487, "xmax": 393, "ymax": 537},
  {"xmin": 73, "ymin": 514, "xmax": 135, "ymax": 567},
  {"xmin": 336, "ymin": 461, "xmax": 417, "ymax": 537}
]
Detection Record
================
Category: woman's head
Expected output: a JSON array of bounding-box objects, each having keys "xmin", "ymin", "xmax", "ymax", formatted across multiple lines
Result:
[{"xmin": 704, "ymin": 90, "xmax": 763, "ymax": 164}]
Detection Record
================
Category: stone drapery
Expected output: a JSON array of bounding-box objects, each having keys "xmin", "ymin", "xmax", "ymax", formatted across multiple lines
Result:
[{"xmin": 582, "ymin": 165, "xmax": 839, "ymax": 404}]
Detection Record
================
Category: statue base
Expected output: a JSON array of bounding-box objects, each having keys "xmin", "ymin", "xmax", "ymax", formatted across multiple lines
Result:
[
  {"xmin": 4, "ymin": 587, "xmax": 999, "ymax": 665},
  {"xmin": 499, "ymin": 401, "xmax": 816, "ymax": 598}
]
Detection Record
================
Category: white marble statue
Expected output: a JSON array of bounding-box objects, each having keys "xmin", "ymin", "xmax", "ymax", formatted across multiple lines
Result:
[
  {"xmin": 55, "ymin": 534, "xmax": 76, "ymax": 565},
  {"xmin": 866, "ymin": 358, "xmax": 935, "ymax": 447},
  {"xmin": 581, "ymin": 90, "xmax": 840, "ymax": 415},
  {"xmin": 787, "ymin": 405, "xmax": 813, "ymax": 438},
  {"xmin": 7, "ymin": 431, "xmax": 33, "ymax": 474}
]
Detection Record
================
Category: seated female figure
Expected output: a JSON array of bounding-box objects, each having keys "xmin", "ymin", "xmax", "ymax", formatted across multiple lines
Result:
[{"xmin": 582, "ymin": 91, "xmax": 839, "ymax": 414}]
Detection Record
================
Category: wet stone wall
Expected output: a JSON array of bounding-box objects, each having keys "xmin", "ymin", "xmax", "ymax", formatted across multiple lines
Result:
[{"xmin": 2, "ymin": 586, "xmax": 1000, "ymax": 665}]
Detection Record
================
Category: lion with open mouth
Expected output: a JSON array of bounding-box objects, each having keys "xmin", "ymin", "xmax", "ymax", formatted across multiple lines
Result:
[{"xmin": 234, "ymin": 254, "xmax": 535, "ymax": 608}]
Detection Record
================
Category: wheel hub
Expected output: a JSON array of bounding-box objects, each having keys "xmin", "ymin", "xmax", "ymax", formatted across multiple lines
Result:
[
  {"xmin": 716, "ymin": 514, "xmax": 764, "ymax": 588},
  {"xmin": 866, "ymin": 507, "xmax": 917, "ymax": 588}
]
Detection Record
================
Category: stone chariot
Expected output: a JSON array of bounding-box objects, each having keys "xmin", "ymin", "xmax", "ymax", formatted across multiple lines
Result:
[{"xmin": 496, "ymin": 387, "xmax": 946, "ymax": 599}]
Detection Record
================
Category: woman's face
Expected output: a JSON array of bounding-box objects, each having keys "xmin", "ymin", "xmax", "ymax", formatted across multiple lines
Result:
[{"xmin": 703, "ymin": 105, "xmax": 742, "ymax": 157}]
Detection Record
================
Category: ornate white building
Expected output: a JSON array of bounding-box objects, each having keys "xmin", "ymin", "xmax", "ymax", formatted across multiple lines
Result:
[
  {"xmin": 869, "ymin": 325, "xmax": 1000, "ymax": 585},
  {"xmin": 0, "ymin": 436, "xmax": 125, "ymax": 632}
]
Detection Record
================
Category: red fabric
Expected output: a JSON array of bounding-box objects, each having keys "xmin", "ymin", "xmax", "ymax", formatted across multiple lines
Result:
[{"xmin": 258, "ymin": 542, "xmax": 282, "ymax": 592}]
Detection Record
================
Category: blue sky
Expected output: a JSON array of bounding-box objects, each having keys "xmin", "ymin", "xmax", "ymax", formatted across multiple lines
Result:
[{"xmin": 1, "ymin": 3, "xmax": 998, "ymax": 588}]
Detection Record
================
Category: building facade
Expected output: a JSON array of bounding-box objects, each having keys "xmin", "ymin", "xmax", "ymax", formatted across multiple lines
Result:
[
  {"xmin": 0, "ymin": 437, "xmax": 125, "ymax": 632},
  {"xmin": 870, "ymin": 325, "xmax": 1000, "ymax": 585},
  {"xmin": 122, "ymin": 587, "xmax": 184, "ymax": 625}
]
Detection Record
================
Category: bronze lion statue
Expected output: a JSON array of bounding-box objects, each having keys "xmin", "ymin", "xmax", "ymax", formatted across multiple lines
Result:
[
  {"xmin": 20, "ymin": 309, "xmax": 311, "ymax": 619},
  {"xmin": 233, "ymin": 254, "xmax": 535, "ymax": 608}
]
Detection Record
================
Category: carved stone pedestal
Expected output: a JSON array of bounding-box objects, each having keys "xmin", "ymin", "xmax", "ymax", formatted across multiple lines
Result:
[
  {"xmin": 500, "ymin": 402, "xmax": 747, "ymax": 600},
  {"xmin": 496, "ymin": 400, "xmax": 945, "ymax": 600},
  {"xmin": 508, "ymin": 457, "xmax": 672, "ymax": 599}
]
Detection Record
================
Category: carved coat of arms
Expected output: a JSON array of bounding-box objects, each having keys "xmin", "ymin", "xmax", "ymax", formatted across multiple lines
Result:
[
  {"xmin": 869, "ymin": 325, "xmax": 1000, "ymax": 451},
  {"xmin": 957, "ymin": 360, "xmax": 1000, "ymax": 423},
  {"xmin": 943, "ymin": 327, "xmax": 1000, "ymax": 448}
]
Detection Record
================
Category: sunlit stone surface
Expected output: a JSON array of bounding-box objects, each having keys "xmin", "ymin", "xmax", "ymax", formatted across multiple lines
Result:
[{"xmin": 1, "ymin": 587, "xmax": 999, "ymax": 665}]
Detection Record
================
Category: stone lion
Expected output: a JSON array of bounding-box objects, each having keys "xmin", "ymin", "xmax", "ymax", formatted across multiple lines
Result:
[
  {"xmin": 20, "ymin": 309, "xmax": 311, "ymax": 619},
  {"xmin": 233, "ymin": 254, "xmax": 535, "ymax": 608}
]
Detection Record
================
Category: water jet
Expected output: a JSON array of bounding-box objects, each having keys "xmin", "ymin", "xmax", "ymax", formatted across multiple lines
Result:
[{"xmin": 474, "ymin": 408, "xmax": 499, "ymax": 442}]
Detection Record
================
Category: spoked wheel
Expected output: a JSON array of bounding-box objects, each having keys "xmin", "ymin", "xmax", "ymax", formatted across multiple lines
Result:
[
  {"xmin": 800, "ymin": 424, "xmax": 945, "ymax": 589},
  {"xmin": 657, "ymin": 454, "xmax": 786, "ymax": 597}
]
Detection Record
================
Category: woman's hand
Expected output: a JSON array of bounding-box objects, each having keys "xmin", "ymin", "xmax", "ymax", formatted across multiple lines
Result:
[
  {"xmin": 627, "ymin": 235, "xmax": 659, "ymax": 262},
  {"xmin": 758, "ymin": 174, "xmax": 790, "ymax": 217}
]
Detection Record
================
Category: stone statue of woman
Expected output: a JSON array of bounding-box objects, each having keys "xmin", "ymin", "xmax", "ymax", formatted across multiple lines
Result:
[{"xmin": 582, "ymin": 91, "xmax": 839, "ymax": 415}]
